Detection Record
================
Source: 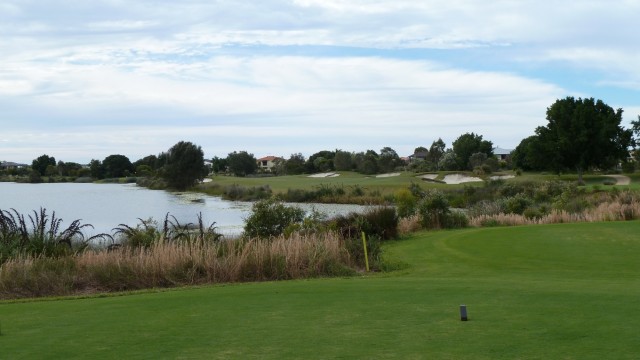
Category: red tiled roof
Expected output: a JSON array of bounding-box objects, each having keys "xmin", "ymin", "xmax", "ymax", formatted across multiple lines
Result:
[{"xmin": 257, "ymin": 156, "xmax": 282, "ymax": 161}]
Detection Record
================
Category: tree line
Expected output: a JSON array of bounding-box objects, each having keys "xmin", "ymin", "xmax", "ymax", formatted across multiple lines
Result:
[{"xmin": 5, "ymin": 96, "xmax": 639, "ymax": 189}]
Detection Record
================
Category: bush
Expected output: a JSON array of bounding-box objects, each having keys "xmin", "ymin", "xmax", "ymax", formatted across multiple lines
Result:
[
  {"xmin": 224, "ymin": 184, "xmax": 272, "ymax": 201},
  {"xmin": 329, "ymin": 206, "xmax": 398, "ymax": 242},
  {"xmin": 244, "ymin": 198, "xmax": 305, "ymax": 238},
  {"xmin": 394, "ymin": 189, "xmax": 417, "ymax": 218},
  {"xmin": 418, "ymin": 190, "xmax": 451, "ymax": 229},
  {"xmin": 444, "ymin": 211, "xmax": 469, "ymax": 229},
  {"xmin": 503, "ymin": 194, "xmax": 533, "ymax": 215}
]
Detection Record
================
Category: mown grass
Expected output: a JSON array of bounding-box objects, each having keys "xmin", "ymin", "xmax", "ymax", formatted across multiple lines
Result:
[
  {"xmin": 1, "ymin": 221, "xmax": 639, "ymax": 359},
  {"xmin": 198, "ymin": 171, "xmax": 636, "ymax": 202},
  {"xmin": 197, "ymin": 171, "xmax": 506, "ymax": 203}
]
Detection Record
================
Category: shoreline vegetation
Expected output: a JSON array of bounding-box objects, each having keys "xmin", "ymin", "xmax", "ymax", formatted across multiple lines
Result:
[{"xmin": 2, "ymin": 173, "xmax": 640, "ymax": 300}]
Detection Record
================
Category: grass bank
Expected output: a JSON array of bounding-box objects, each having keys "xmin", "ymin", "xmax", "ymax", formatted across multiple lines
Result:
[{"xmin": 1, "ymin": 221, "xmax": 638, "ymax": 358}]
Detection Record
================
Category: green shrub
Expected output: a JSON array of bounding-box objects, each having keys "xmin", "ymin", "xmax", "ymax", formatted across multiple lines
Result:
[
  {"xmin": 444, "ymin": 211, "xmax": 469, "ymax": 229},
  {"xmin": 394, "ymin": 189, "xmax": 417, "ymax": 218},
  {"xmin": 329, "ymin": 207, "xmax": 398, "ymax": 241},
  {"xmin": 418, "ymin": 190, "xmax": 451, "ymax": 229},
  {"xmin": 224, "ymin": 184, "xmax": 272, "ymax": 201},
  {"xmin": 503, "ymin": 194, "xmax": 533, "ymax": 215},
  {"xmin": 244, "ymin": 198, "xmax": 305, "ymax": 238},
  {"xmin": 113, "ymin": 218, "xmax": 161, "ymax": 249}
]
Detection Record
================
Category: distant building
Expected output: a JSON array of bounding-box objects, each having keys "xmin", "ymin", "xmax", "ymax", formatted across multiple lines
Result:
[
  {"xmin": 256, "ymin": 156, "xmax": 283, "ymax": 172},
  {"xmin": 0, "ymin": 161, "xmax": 28, "ymax": 170},
  {"xmin": 407, "ymin": 151, "xmax": 429, "ymax": 163},
  {"xmin": 493, "ymin": 147, "xmax": 513, "ymax": 161}
]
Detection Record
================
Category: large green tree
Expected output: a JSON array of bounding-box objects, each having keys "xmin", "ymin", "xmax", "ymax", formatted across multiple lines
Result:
[
  {"xmin": 452, "ymin": 133, "xmax": 493, "ymax": 170},
  {"xmin": 512, "ymin": 135, "xmax": 548, "ymax": 171},
  {"xmin": 333, "ymin": 150, "xmax": 353, "ymax": 171},
  {"xmin": 378, "ymin": 147, "xmax": 401, "ymax": 173},
  {"xmin": 306, "ymin": 150, "xmax": 335, "ymax": 173},
  {"xmin": 227, "ymin": 151, "xmax": 258, "ymax": 177},
  {"xmin": 536, "ymin": 97, "xmax": 633, "ymax": 182},
  {"xmin": 102, "ymin": 154, "xmax": 133, "ymax": 178},
  {"xmin": 161, "ymin": 141, "xmax": 207, "ymax": 190},
  {"xmin": 31, "ymin": 154, "xmax": 56, "ymax": 176}
]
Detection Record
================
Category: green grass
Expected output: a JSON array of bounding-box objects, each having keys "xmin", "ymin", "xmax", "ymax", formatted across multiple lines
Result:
[
  {"xmin": 199, "ymin": 171, "xmax": 502, "ymax": 200},
  {"xmin": 1, "ymin": 221, "xmax": 640, "ymax": 359},
  {"xmin": 200, "ymin": 171, "xmax": 637, "ymax": 199}
]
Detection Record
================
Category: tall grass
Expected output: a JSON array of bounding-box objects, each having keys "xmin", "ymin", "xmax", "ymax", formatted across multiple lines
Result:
[
  {"xmin": 469, "ymin": 196, "xmax": 640, "ymax": 227},
  {"xmin": 0, "ymin": 233, "xmax": 356, "ymax": 299}
]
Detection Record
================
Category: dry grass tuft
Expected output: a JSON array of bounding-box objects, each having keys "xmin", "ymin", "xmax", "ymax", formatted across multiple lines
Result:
[{"xmin": 398, "ymin": 215, "xmax": 422, "ymax": 235}]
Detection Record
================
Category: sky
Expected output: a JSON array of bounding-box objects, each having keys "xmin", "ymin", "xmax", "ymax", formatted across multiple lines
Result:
[{"xmin": 1, "ymin": 0, "xmax": 640, "ymax": 164}]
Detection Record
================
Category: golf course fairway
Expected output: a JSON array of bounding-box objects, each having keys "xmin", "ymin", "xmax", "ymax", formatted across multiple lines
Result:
[{"xmin": 1, "ymin": 221, "xmax": 639, "ymax": 359}]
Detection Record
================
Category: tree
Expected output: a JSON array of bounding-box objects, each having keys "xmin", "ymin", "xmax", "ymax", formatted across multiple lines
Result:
[
  {"xmin": 378, "ymin": 146, "xmax": 401, "ymax": 173},
  {"xmin": 31, "ymin": 154, "xmax": 56, "ymax": 176},
  {"xmin": 427, "ymin": 138, "xmax": 446, "ymax": 169},
  {"xmin": 102, "ymin": 154, "xmax": 133, "ymax": 178},
  {"xmin": 452, "ymin": 133, "xmax": 493, "ymax": 170},
  {"xmin": 210, "ymin": 156, "xmax": 228, "ymax": 174},
  {"xmin": 512, "ymin": 135, "xmax": 548, "ymax": 171},
  {"xmin": 133, "ymin": 155, "xmax": 160, "ymax": 171},
  {"xmin": 89, "ymin": 159, "xmax": 104, "ymax": 179},
  {"xmin": 306, "ymin": 150, "xmax": 335, "ymax": 173},
  {"xmin": 284, "ymin": 153, "xmax": 306, "ymax": 175},
  {"xmin": 354, "ymin": 150, "xmax": 378, "ymax": 175},
  {"xmin": 161, "ymin": 141, "xmax": 207, "ymax": 190},
  {"xmin": 56, "ymin": 161, "xmax": 83, "ymax": 177},
  {"xmin": 536, "ymin": 97, "xmax": 633, "ymax": 182},
  {"xmin": 227, "ymin": 151, "xmax": 258, "ymax": 177},
  {"xmin": 333, "ymin": 150, "xmax": 353, "ymax": 171},
  {"xmin": 438, "ymin": 149, "xmax": 458, "ymax": 171}
]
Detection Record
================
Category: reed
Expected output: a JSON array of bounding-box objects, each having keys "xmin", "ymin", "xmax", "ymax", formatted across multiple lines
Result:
[{"xmin": 0, "ymin": 232, "xmax": 355, "ymax": 299}]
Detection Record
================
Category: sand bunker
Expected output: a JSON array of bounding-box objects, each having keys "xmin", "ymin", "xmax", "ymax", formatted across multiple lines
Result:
[
  {"xmin": 489, "ymin": 175, "xmax": 515, "ymax": 181},
  {"xmin": 308, "ymin": 172, "xmax": 340, "ymax": 178},
  {"xmin": 417, "ymin": 174, "xmax": 438, "ymax": 180},
  {"xmin": 376, "ymin": 172, "xmax": 401, "ymax": 178},
  {"xmin": 442, "ymin": 174, "xmax": 483, "ymax": 184}
]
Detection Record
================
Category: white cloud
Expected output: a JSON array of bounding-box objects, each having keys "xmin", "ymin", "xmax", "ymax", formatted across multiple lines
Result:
[{"xmin": 0, "ymin": 0, "xmax": 638, "ymax": 162}]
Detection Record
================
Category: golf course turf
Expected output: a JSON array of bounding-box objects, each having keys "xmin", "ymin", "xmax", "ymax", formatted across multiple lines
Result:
[{"xmin": 1, "ymin": 221, "xmax": 639, "ymax": 359}]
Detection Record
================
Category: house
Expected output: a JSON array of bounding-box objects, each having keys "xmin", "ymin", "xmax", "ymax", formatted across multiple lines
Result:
[
  {"xmin": 256, "ymin": 156, "xmax": 283, "ymax": 172},
  {"xmin": 407, "ymin": 151, "xmax": 429, "ymax": 163},
  {"xmin": 0, "ymin": 161, "xmax": 28, "ymax": 170},
  {"xmin": 493, "ymin": 147, "xmax": 513, "ymax": 161}
]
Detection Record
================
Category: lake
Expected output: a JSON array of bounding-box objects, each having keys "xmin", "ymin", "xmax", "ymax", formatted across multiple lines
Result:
[{"xmin": 0, "ymin": 182, "xmax": 370, "ymax": 237}]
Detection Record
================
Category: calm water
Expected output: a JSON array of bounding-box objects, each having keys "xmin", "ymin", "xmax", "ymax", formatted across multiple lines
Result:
[{"xmin": 0, "ymin": 183, "xmax": 369, "ymax": 236}]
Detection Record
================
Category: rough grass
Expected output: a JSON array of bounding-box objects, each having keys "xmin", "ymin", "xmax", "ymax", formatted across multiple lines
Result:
[{"xmin": 1, "ymin": 221, "xmax": 639, "ymax": 359}]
